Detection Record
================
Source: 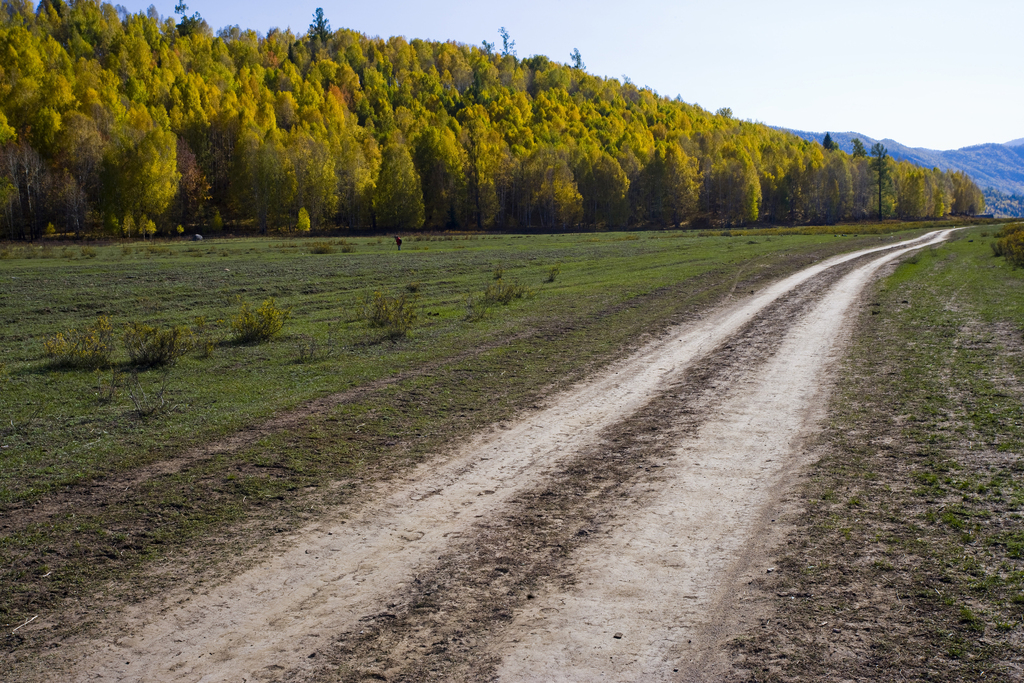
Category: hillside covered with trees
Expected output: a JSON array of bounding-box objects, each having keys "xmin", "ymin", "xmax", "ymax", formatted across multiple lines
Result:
[{"xmin": 0, "ymin": 1, "xmax": 986, "ymax": 239}]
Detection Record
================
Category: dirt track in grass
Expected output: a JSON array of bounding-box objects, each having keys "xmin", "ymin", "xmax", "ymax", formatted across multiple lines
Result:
[{"xmin": 6, "ymin": 231, "xmax": 956, "ymax": 682}]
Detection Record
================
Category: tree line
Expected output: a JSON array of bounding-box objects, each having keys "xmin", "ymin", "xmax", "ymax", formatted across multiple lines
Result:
[{"xmin": 0, "ymin": 1, "xmax": 986, "ymax": 239}]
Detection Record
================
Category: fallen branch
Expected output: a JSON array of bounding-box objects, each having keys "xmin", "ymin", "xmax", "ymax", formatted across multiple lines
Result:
[{"xmin": 12, "ymin": 614, "xmax": 37, "ymax": 634}]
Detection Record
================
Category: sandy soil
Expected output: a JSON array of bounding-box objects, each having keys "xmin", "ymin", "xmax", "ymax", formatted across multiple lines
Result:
[{"xmin": 17, "ymin": 230, "xmax": 955, "ymax": 682}]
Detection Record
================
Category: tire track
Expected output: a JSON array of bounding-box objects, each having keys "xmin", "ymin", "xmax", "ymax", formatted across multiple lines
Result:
[
  {"xmin": 314, "ymin": 251, "xmax": 851, "ymax": 682},
  {"xmin": 490, "ymin": 232, "xmax": 956, "ymax": 682}
]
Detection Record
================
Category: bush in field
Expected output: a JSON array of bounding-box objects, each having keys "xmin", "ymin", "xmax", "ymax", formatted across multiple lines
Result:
[
  {"xmin": 994, "ymin": 223, "xmax": 1024, "ymax": 267},
  {"xmin": 483, "ymin": 279, "xmax": 530, "ymax": 305},
  {"xmin": 123, "ymin": 322, "xmax": 195, "ymax": 366},
  {"xmin": 232, "ymin": 298, "xmax": 291, "ymax": 342},
  {"xmin": 1000, "ymin": 232, "xmax": 1024, "ymax": 267},
  {"xmin": 546, "ymin": 263, "xmax": 561, "ymax": 282},
  {"xmin": 309, "ymin": 241, "xmax": 335, "ymax": 254},
  {"xmin": 363, "ymin": 291, "xmax": 416, "ymax": 338},
  {"xmin": 43, "ymin": 316, "xmax": 115, "ymax": 368}
]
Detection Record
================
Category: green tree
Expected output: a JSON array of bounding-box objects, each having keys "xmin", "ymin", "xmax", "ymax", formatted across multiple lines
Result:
[
  {"xmin": 663, "ymin": 143, "xmax": 700, "ymax": 226},
  {"xmin": 570, "ymin": 48, "xmax": 585, "ymax": 70},
  {"xmin": 459, "ymin": 106, "xmax": 504, "ymax": 229},
  {"xmin": 412, "ymin": 125, "xmax": 466, "ymax": 228},
  {"xmin": 375, "ymin": 138, "xmax": 424, "ymax": 229},
  {"xmin": 235, "ymin": 131, "xmax": 294, "ymax": 234},
  {"xmin": 822, "ymin": 132, "xmax": 839, "ymax": 151},
  {"xmin": 309, "ymin": 8, "xmax": 330, "ymax": 44},
  {"xmin": 174, "ymin": 2, "xmax": 206, "ymax": 38},
  {"xmin": 499, "ymin": 27, "xmax": 516, "ymax": 58},
  {"xmin": 577, "ymin": 149, "xmax": 629, "ymax": 227},
  {"xmin": 870, "ymin": 142, "xmax": 890, "ymax": 220},
  {"xmin": 288, "ymin": 132, "xmax": 337, "ymax": 231},
  {"xmin": 851, "ymin": 137, "xmax": 867, "ymax": 158},
  {"xmin": 101, "ymin": 122, "xmax": 179, "ymax": 233}
]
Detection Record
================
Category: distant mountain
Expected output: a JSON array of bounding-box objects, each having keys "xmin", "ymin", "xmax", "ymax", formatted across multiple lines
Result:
[{"xmin": 779, "ymin": 128, "xmax": 1024, "ymax": 217}]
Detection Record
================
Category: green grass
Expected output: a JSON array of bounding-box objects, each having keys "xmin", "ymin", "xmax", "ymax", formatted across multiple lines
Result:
[
  {"xmin": 0, "ymin": 227, "xmax": 936, "ymax": 625},
  {"xmin": 0, "ymin": 230, "xmax": 895, "ymax": 505}
]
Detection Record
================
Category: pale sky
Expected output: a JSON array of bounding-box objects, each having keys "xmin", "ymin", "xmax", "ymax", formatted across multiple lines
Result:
[{"xmin": 127, "ymin": 0, "xmax": 1021, "ymax": 151}]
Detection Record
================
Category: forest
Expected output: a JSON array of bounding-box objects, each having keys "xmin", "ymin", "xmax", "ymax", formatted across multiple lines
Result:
[
  {"xmin": 0, "ymin": 0, "xmax": 987, "ymax": 239},
  {"xmin": 983, "ymin": 189, "xmax": 1024, "ymax": 218}
]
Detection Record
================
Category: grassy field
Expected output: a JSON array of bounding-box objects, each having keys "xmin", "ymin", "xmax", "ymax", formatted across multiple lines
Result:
[
  {"xmin": 3, "ymin": 228, "xmax": 918, "ymax": 627},
  {"xmin": 734, "ymin": 225, "xmax": 1024, "ymax": 680},
  {"xmin": 0, "ymin": 223, "xmax": 998, "ymax": 654}
]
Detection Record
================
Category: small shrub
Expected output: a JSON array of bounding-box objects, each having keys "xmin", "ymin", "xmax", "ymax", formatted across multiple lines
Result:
[
  {"xmin": 191, "ymin": 315, "xmax": 218, "ymax": 357},
  {"xmin": 295, "ymin": 324, "xmax": 337, "ymax": 362},
  {"xmin": 546, "ymin": 263, "xmax": 561, "ymax": 283},
  {"xmin": 492, "ymin": 265, "xmax": 505, "ymax": 280},
  {"xmin": 232, "ymin": 298, "xmax": 291, "ymax": 343},
  {"xmin": 309, "ymin": 241, "xmax": 335, "ymax": 254},
  {"xmin": 126, "ymin": 369, "xmax": 173, "ymax": 418},
  {"xmin": 297, "ymin": 207, "xmax": 311, "ymax": 233},
  {"xmin": 80, "ymin": 246, "xmax": 97, "ymax": 258},
  {"xmin": 483, "ymin": 279, "xmax": 530, "ymax": 305},
  {"xmin": 43, "ymin": 316, "xmax": 115, "ymax": 368},
  {"xmin": 339, "ymin": 239, "xmax": 355, "ymax": 253},
  {"xmin": 464, "ymin": 294, "xmax": 489, "ymax": 321},
  {"xmin": 0, "ymin": 246, "xmax": 12, "ymax": 259},
  {"xmin": 995, "ymin": 222, "xmax": 1024, "ymax": 238},
  {"xmin": 123, "ymin": 322, "xmax": 195, "ymax": 366},
  {"xmin": 363, "ymin": 291, "xmax": 416, "ymax": 338},
  {"xmin": 406, "ymin": 281, "xmax": 421, "ymax": 293},
  {"xmin": 94, "ymin": 367, "xmax": 119, "ymax": 403}
]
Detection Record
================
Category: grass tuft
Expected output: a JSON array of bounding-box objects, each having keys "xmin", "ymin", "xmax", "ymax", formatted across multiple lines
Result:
[
  {"xmin": 483, "ymin": 279, "xmax": 531, "ymax": 305},
  {"xmin": 362, "ymin": 291, "xmax": 416, "ymax": 338}
]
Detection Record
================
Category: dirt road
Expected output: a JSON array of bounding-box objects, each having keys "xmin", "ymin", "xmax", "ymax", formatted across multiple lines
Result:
[{"xmin": 31, "ymin": 230, "xmax": 956, "ymax": 682}]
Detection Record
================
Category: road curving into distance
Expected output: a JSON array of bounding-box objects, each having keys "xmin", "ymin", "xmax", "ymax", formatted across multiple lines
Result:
[{"xmin": 26, "ymin": 229, "xmax": 957, "ymax": 683}]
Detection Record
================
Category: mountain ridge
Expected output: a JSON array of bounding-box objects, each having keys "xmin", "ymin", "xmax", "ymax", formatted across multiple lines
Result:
[
  {"xmin": 778, "ymin": 128, "xmax": 1024, "ymax": 215},
  {"xmin": 777, "ymin": 128, "xmax": 1024, "ymax": 217}
]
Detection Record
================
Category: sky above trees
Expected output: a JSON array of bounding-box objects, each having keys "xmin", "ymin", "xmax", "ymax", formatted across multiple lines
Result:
[{"xmin": 122, "ymin": 0, "xmax": 1022, "ymax": 152}]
